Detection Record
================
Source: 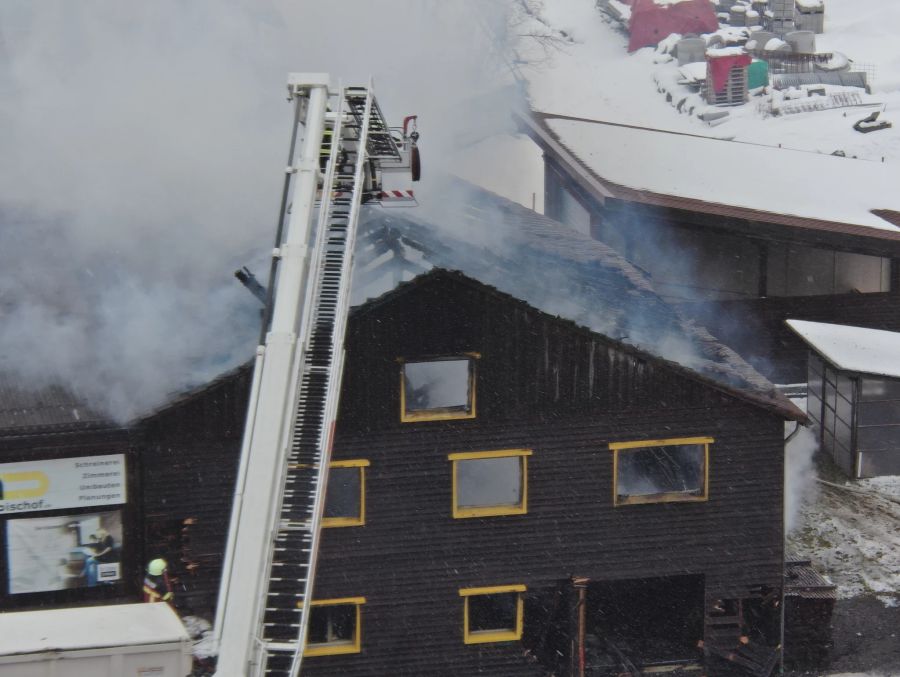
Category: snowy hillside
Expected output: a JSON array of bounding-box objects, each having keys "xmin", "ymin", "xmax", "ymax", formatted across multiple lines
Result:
[{"xmin": 520, "ymin": 0, "xmax": 900, "ymax": 163}]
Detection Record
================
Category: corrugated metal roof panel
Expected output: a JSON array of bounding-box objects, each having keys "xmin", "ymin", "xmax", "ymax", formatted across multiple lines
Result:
[
  {"xmin": 772, "ymin": 71, "xmax": 868, "ymax": 90},
  {"xmin": 0, "ymin": 375, "xmax": 112, "ymax": 433},
  {"xmin": 785, "ymin": 559, "xmax": 837, "ymax": 600}
]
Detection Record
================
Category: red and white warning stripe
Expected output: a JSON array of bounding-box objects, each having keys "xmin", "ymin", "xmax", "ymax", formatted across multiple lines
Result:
[
  {"xmin": 377, "ymin": 190, "xmax": 417, "ymax": 207},
  {"xmin": 326, "ymin": 189, "xmax": 417, "ymax": 207},
  {"xmin": 378, "ymin": 190, "xmax": 415, "ymax": 202}
]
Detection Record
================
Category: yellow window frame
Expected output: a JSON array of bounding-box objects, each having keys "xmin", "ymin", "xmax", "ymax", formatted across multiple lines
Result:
[
  {"xmin": 609, "ymin": 436, "xmax": 713, "ymax": 507},
  {"xmin": 322, "ymin": 460, "xmax": 369, "ymax": 528},
  {"xmin": 448, "ymin": 449, "xmax": 532, "ymax": 518},
  {"xmin": 399, "ymin": 354, "xmax": 479, "ymax": 423},
  {"xmin": 301, "ymin": 596, "xmax": 366, "ymax": 657},
  {"xmin": 459, "ymin": 584, "xmax": 526, "ymax": 644}
]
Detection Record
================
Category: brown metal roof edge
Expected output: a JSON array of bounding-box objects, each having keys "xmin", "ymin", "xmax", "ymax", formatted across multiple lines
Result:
[
  {"xmin": 872, "ymin": 209, "xmax": 900, "ymax": 228},
  {"xmin": 521, "ymin": 109, "xmax": 900, "ymax": 244}
]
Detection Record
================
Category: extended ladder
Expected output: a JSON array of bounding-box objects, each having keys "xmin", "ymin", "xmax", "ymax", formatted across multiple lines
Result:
[{"xmin": 214, "ymin": 75, "xmax": 401, "ymax": 677}]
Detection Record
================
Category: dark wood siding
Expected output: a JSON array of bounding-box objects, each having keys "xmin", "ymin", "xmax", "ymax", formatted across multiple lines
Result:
[
  {"xmin": 339, "ymin": 273, "xmax": 747, "ymax": 432},
  {"xmin": 305, "ymin": 274, "xmax": 786, "ymax": 676},
  {"xmin": 135, "ymin": 272, "xmax": 786, "ymax": 674},
  {"xmin": 137, "ymin": 364, "xmax": 252, "ymax": 615}
]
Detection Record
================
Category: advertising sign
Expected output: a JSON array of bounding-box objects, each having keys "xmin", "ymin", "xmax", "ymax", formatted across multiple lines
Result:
[
  {"xmin": 0, "ymin": 454, "xmax": 126, "ymax": 515},
  {"xmin": 7, "ymin": 510, "xmax": 124, "ymax": 594}
]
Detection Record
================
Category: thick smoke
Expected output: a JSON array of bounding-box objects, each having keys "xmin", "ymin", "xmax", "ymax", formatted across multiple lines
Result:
[
  {"xmin": 785, "ymin": 424, "xmax": 819, "ymax": 533},
  {"xmin": 0, "ymin": 0, "xmax": 519, "ymax": 421}
]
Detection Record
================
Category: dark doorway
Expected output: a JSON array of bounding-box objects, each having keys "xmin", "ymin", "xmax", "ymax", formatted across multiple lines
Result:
[{"xmin": 585, "ymin": 574, "xmax": 705, "ymax": 671}]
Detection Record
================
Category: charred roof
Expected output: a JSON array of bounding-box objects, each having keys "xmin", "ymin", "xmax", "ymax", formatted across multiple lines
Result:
[
  {"xmin": 141, "ymin": 179, "xmax": 802, "ymax": 421},
  {"xmin": 0, "ymin": 375, "xmax": 116, "ymax": 436},
  {"xmin": 353, "ymin": 180, "xmax": 804, "ymax": 420},
  {"xmin": 355, "ymin": 267, "xmax": 803, "ymax": 420}
]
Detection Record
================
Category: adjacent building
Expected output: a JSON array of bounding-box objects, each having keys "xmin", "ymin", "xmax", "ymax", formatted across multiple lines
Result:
[
  {"xmin": 519, "ymin": 111, "xmax": 900, "ymax": 384},
  {"xmin": 133, "ymin": 190, "xmax": 807, "ymax": 674},
  {"xmin": 0, "ymin": 378, "xmax": 135, "ymax": 610},
  {"xmin": 788, "ymin": 320, "xmax": 900, "ymax": 477}
]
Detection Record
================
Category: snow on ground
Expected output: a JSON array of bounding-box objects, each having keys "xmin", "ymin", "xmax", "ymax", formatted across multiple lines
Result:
[
  {"xmin": 784, "ymin": 399, "xmax": 900, "ymax": 604},
  {"xmin": 183, "ymin": 615, "xmax": 216, "ymax": 661},
  {"xmin": 450, "ymin": 0, "xmax": 900, "ymax": 218},
  {"xmin": 521, "ymin": 0, "xmax": 900, "ymax": 163},
  {"xmin": 787, "ymin": 472, "xmax": 900, "ymax": 601}
]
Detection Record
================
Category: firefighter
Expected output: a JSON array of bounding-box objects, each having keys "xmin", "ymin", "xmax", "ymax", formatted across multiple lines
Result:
[{"xmin": 143, "ymin": 558, "xmax": 174, "ymax": 606}]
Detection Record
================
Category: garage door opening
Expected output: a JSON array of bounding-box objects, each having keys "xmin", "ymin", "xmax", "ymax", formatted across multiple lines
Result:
[{"xmin": 584, "ymin": 575, "xmax": 705, "ymax": 671}]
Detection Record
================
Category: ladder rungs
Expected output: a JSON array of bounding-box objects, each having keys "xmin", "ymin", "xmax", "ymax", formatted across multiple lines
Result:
[{"xmin": 263, "ymin": 642, "xmax": 300, "ymax": 653}]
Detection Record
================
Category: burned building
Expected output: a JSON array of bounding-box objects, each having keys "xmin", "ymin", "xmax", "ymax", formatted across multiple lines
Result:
[
  {"xmin": 0, "ymin": 378, "xmax": 136, "ymax": 610},
  {"xmin": 305, "ymin": 267, "xmax": 801, "ymax": 676},
  {"xmin": 135, "ymin": 187, "xmax": 806, "ymax": 675}
]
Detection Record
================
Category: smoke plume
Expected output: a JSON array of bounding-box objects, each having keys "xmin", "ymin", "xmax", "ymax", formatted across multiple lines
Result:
[
  {"xmin": 0, "ymin": 0, "xmax": 519, "ymax": 421},
  {"xmin": 785, "ymin": 423, "xmax": 819, "ymax": 533}
]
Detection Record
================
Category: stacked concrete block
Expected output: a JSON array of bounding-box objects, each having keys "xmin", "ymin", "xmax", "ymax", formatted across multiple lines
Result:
[
  {"xmin": 745, "ymin": 30, "xmax": 777, "ymax": 51},
  {"xmin": 768, "ymin": 0, "xmax": 795, "ymax": 34},
  {"xmin": 730, "ymin": 4, "xmax": 747, "ymax": 26},
  {"xmin": 677, "ymin": 38, "xmax": 708, "ymax": 65},
  {"xmin": 785, "ymin": 30, "xmax": 816, "ymax": 54},
  {"xmin": 795, "ymin": 0, "xmax": 825, "ymax": 33}
]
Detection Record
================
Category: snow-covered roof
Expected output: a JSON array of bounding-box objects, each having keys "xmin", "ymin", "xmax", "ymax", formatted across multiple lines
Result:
[
  {"xmin": 540, "ymin": 114, "xmax": 900, "ymax": 234},
  {"xmin": 786, "ymin": 320, "xmax": 900, "ymax": 378},
  {"xmin": 518, "ymin": 0, "xmax": 900, "ymax": 240},
  {"xmin": 0, "ymin": 603, "xmax": 189, "ymax": 655}
]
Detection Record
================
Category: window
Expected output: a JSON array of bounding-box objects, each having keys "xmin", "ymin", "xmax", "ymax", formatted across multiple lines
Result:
[
  {"xmin": 609, "ymin": 437, "xmax": 712, "ymax": 506},
  {"xmin": 400, "ymin": 356, "xmax": 476, "ymax": 422},
  {"xmin": 323, "ymin": 460, "xmax": 368, "ymax": 528},
  {"xmin": 448, "ymin": 449, "xmax": 531, "ymax": 518},
  {"xmin": 459, "ymin": 585, "xmax": 525, "ymax": 644},
  {"xmin": 304, "ymin": 597, "xmax": 365, "ymax": 656}
]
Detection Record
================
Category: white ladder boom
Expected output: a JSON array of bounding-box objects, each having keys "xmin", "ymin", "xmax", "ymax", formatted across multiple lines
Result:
[{"xmin": 214, "ymin": 74, "xmax": 399, "ymax": 677}]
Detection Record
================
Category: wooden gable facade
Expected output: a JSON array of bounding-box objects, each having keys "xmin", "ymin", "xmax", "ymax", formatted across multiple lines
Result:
[{"xmin": 304, "ymin": 270, "xmax": 792, "ymax": 676}]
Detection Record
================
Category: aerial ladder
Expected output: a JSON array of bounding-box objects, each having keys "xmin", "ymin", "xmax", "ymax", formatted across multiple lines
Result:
[{"xmin": 213, "ymin": 73, "xmax": 418, "ymax": 677}]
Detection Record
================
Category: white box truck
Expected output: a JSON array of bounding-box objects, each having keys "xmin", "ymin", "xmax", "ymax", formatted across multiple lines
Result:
[{"xmin": 0, "ymin": 602, "xmax": 193, "ymax": 676}]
